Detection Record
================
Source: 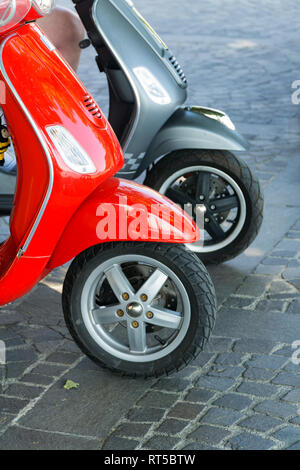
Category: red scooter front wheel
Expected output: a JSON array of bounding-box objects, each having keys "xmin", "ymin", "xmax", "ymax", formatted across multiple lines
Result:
[{"xmin": 62, "ymin": 242, "xmax": 216, "ymax": 378}]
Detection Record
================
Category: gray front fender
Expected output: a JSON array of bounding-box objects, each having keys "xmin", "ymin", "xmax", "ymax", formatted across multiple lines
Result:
[{"xmin": 136, "ymin": 106, "xmax": 249, "ymax": 176}]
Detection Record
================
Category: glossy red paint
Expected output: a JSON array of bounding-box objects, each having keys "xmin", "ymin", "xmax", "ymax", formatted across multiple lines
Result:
[
  {"xmin": 48, "ymin": 177, "xmax": 200, "ymax": 269},
  {"xmin": 0, "ymin": 21, "xmax": 199, "ymax": 306}
]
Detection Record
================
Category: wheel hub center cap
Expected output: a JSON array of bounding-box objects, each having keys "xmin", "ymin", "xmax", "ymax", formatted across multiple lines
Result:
[{"xmin": 126, "ymin": 302, "xmax": 143, "ymax": 318}]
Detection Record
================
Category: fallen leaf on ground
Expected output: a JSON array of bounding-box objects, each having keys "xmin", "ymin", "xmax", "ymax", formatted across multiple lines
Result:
[{"xmin": 64, "ymin": 380, "xmax": 79, "ymax": 390}]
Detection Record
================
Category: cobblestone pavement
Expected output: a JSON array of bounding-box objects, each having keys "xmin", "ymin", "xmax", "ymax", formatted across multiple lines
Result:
[{"xmin": 0, "ymin": 0, "xmax": 300, "ymax": 450}]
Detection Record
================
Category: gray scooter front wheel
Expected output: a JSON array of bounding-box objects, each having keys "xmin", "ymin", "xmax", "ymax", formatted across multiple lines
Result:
[{"xmin": 144, "ymin": 150, "xmax": 264, "ymax": 264}]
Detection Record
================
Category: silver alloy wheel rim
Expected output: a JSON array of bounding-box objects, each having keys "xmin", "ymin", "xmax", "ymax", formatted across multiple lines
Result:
[
  {"xmin": 80, "ymin": 254, "xmax": 191, "ymax": 363},
  {"xmin": 158, "ymin": 165, "xmax": 247, "ymax": 253}
]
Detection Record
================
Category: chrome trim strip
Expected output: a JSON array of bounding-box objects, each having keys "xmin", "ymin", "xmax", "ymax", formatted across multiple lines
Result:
[
  {"xmin": 92, "ymin": 0, "xmax": 141, "ymax": 152},
  {"xmin": 0, "ymin": 33, "xmax": 54, "ymax": 253}
]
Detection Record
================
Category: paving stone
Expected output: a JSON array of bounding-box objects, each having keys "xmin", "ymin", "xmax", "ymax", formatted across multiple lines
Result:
[
  {"xmin": 272, "ymin": 371, "xmax": 300, "ymax": 387},
  {"xmin": 282, "ymin": 389, "xmax": 300, "ymax": 403},
  {"xmin": 19, "ymin": 327, "xmax": 62, "ymax": 343},
  {"xmin": 235, "ymin": 276, "xmax": 270, "ymax": 296},
  {"xmin": 172, "ymin": 366, "xmax": 197, "ymax": 380},
  {"xmin": 127, "ymin": 407, "xmax": 165, "ymax": 423},
  {"xmin": 75, "ymin": 357, "xmax": 103, "ymax": 372},
  {"xmin": 195, "ymin": 375, "xmax": 235, "ymax": 392},
  {"xmin": 30, "ymin": 363, "xmax": 67, "ymax": 377},
  {"xmin": 246, "ymin": 354, "xmax": 287, "ymax": 370},
  {"xmin": 236, "ymin": 381, "xmax": 279, "ymax": 397},
  {"xmin": 208, "ymin": 365, "xmax": 244, "ymax": 379},
  {"xmin": 156, "ymin": 418, "xmax": 188, "ymax": 435},
  {"xmin": 289, "ymin": 279, "xmax": 300, "ymax": 290},
  {"xmin": 228, "ymin": 432, "xmax": 274, "ymax": 450},
  {"xmin": 201, "ymin": 407, "xmax": 243, "ymax": 426},
  {"xmin": 234, "ymin": 339, "xmax": 276, "ymax": 354},
  {"xmin": 239, "ymin": 413, "xmax": 282, "ymax": 432},
  {"xmin": 222, "ymin": 296, "xmax": 255, "ymax": 309},
  {"xmin": 34, "ymin": 341, "xmax": 63, "ymax": 355},
  {"xmin": 286, "ymin": 441, "xmax": 300, "ymax": 450},
  {"xmin": 21, "ymin": 373, "xmax": 54, "ymax": 386},
  {"xmin": 288, "ymin": 260, "xmax": 300, "ymax": 268},
  {"xmin": 215, "ymin": 353, "xmax": 245, "ymax": 366},
  {"xmin": 60, "ymin": 340, "xmax": 82, "ymax": 354},
  {"xmin": 3, "ymin": 337, "xmax": 25, "ymax": 348},
  {"xmin": 272, "ymin": 426, "xmax": 300, "ymax": 445},
  {"xmin": 114, "ymin": 422, "xmax": 151, "ymax": 438},
  {"xmin": 212, "ymin": 393, "xmax": 253, "ymax": 411},
  {"xmin": 273, "ymin": 345, "xmax": 296, "ymax": 357},
  {"xmin": 262, "ymin": 257, "xmax": 289, "ymax": 266},
  {"xmin": 271, "ymin": 251, "xmax": 298, "ymax": 258},
  {"xmin": 137, "ymin": 391, "xmax": 178, "ymax": 409},
  {"xmin": 152, "ymin": 378, "xmax": 191, "ymax": 392},
  {"xmin": 287, "ymin": 300, "xmax": 300, "ymax": 314},
  {"xmin": 188, "ymin": 425, "xmax": 231, "ymax": 445},
  {"xmin": 0, "ymin": 312, "xmax": 25, "ymax": 325},
  {"xmin": 282, "ymin": 267, "xmax": 300, "ymax": 281},
  {"xmin": 6, "ymin": 348, "xmax": 38, "ymax": 363},
  {"xmin": 182, "ymin": 442, "xmax": 214, "ymax": 450},
  {"xmin": 45, "ymin": 351, "xmax": 80, "ymax": 365},
  {"xmin": 291, "ymin": 222, "xmax": 300, "ymax": 231},
  {"xmin": 256, "ymin": 300, "xmax": 285, "ymax": 312},
  {"xmin": 0, "ymin": 396, "xmax": 29, "ymax": 414},
  {"xmin": 268, "ymin": 280, "xmax": 296, "ymax": 294},
  {"xmin": 268, "ymin": 294, "xmax": 300, "ymax": 300},
  {"xmin": 190, "ymin": 352, "xmax": 214, "ymax": 367},
  {"xmin": 204, "ymin": 337, "xmax": 233, "ymax": 352},
  {"xmin": 5, "ymin": 362, "xmax": 32, "ymax": 380},
  {"xmin": 289, "ymin": 416, "xmax": 300, "ymax": 425},
  {"xmin": 184, "ymin": 388, "xmax": 216, "ymax": 404},
  {"xmin": 142, "ymin": 435, "xmax": 179, "ymax": 450},
  {"xmin": 0, "ymin": 426, "xmax": 98, "ymax": 450},
  {"xmin": 254, "ymin": 400, "xmax": 298, "ymax": 419},
  {"xmin": 5, "ymin": 383, "xmax": 44, "ymax": 400},
  {"xmin": 102, "ymin": 436, "xmax": 138, "ymax": 451},
  {"xmin": 168, "ymin": 402, "xmax": 204, "ymax": 420},
  {"xmin": 255, "ymin": 264, "xmax": 284, "ymax": 275},
  {"xmin": 0, "ymin": 413, "xmax": 13, "ymax": 432},
  {"xmin": 243, "ymin": 367, "xmax": 276, "ymax": 381}
]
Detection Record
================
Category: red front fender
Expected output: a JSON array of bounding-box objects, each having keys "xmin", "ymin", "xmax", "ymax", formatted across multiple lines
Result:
[{"xmin": 47, "ymin": 178, "xmax": 200, "ymax": 270}]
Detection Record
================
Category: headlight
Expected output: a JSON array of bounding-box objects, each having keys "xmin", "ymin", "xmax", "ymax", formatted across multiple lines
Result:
[
  {"xmin": 0, "ymin": 0, "xmax": 31, "ymax": 31},
  {"xmin": 46, "ymin": 126, "xmax": 97, "ymax": 174},
  {"xmin": 32, "ymin": 0, "xmax": 55, "ymax": 15}
]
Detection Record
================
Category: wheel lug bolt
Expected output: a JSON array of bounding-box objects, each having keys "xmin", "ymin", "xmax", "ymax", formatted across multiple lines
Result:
[
  {"xmin": 132, "ymin": 321, "xmax": 139, "ymax": 328},
  {"xmin": 146, "ymin": 311, "xmax": 153, "ymax": 319},
  {"xmin": 117, "ymin": 309, "xmax": 124, "ymax": 317},
  {"xmin": 140, "ymin": 294, "xmax": 148, "ymax": 302},
  {"xmin": 122, "ymin": 292, "xmax": 129, "ymax": 300},
  {"xmin": 210, "ymin": 205, "xmax": 216, "ymax": 210},
  {"xmin": 205, "ymin": 218, "xmax": 210, "ymax": 223},
  {"xmin": 199, "ymin": 195, "xmax": 205, "ymax": 200}
]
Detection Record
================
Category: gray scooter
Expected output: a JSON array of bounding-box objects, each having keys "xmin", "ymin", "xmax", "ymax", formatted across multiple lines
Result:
[{"xmin": 1, "ymin": 0, "xmax": 263, "ymax": 263}]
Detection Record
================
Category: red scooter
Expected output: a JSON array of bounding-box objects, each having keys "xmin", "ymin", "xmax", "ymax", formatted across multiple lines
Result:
[{"xmin": 0, "ymin": 0, "xmax": 216, "ymax": 377}]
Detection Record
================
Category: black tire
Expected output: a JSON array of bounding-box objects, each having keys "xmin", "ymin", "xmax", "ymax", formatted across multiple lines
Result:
[
  {"xmin": 62, "ymin": 241, "xmax": 216, "ymax": 378},
  {"xmin": 144, "ymin": 149, "xmax": 264, "ymax": 264}
]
